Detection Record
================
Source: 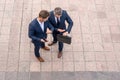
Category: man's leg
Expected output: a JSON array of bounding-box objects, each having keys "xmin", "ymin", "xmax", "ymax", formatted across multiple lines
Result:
[
  {"xmin": 48, "ymin": 31, "xmax": 58, "ymax": 46},
  {"xmin": 58, "ymin": 41, "xmax": 63, "ymax": 58},
  {"xmin": 41, "ymin": 42, "xmax": 45, "ymax": 48},
  {"xmin": 33, "ymin": 42, "xmax": 45, "ymax": 62},
  {"xmin": 53, "ymin": 31, "xmax": 58, "ymax": 43},
  {"xmin": 33, "ymin": 42, "xmax": 40, "ymax": 57},
  {"xmin": 58, "ymin": 41, "xmax": 63, "ymax": 52}
]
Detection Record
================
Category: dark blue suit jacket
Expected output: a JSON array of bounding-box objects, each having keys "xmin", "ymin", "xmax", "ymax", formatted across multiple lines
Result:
[
  {"xmin": 48, "ymin": 10, "xmax": 73, "ymax": 33},
  {"xmin": 28, "ymin": 18, "xmax": 54, "ymax": 43}
]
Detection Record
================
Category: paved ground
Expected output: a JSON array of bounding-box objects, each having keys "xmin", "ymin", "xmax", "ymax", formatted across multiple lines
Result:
[{"xmin": 0, "ymin": 0, "xmax": 120, "ymax": 80}]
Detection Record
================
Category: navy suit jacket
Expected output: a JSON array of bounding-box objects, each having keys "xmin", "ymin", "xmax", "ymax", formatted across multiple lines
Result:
[
  {"xmin": 28, "ymin": 18, "xmax": 54, "ymax": 43},
  {"xmin": 48, "ymin": 10, "xmax": 73, "ymax": 33}
]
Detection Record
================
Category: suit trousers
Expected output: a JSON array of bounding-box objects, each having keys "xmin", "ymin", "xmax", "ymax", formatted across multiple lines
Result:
[
  {"xmin": 53, "ymin": 30, "xmax": 63, "ymax": 52},
  {"xmin": 33, "ymin": 41, "xmax": 45, "ymax": 57}
]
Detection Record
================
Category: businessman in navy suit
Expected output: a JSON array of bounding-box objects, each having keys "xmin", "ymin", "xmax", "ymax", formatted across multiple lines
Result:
[
  {"xmin": 48, "ymin": 7, "xmax": 73, "ymax": 58},
  {"xmin": 28, "ymin": 10, "xmax": 54, "ymax": 62}
]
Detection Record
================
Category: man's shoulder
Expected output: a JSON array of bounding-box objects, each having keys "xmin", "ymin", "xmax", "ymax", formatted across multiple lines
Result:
[
  {"xmin": 44, "ymin": 20, "xmax": 49, "ymax": 24},
  {"xmin": 49, "ymin": 11, "xmax": 54, "ymax": 15},
  {"xmin": 29, "ymin": 18, "xmax": 37, "ymax": 26},
  {"xmin": 31, "ymin": 18, "xmax": 37, "ymax": 23},
  {"xmin": 62, "ymin": 10, "xmax": 67, "ymax": 14},
  {"xmin": 48, "ymin": 11, "xmax": 54, "ymax": 19}
]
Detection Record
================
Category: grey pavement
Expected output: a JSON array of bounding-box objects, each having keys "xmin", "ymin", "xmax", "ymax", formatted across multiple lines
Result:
[{"xmin": 0, "ymin": 0, "xmax": 120, "ymax": 80}]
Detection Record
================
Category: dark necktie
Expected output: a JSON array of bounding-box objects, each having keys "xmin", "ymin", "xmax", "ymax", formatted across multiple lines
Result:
[{"xmin": 57, "ymin": 18, "xmax": 60, "ymax": 26}]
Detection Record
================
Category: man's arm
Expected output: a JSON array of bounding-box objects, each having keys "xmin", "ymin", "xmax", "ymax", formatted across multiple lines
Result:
[
  {"xmin": 48, "ymin": 21, "xmax": 54, "ymax": 32},
  {"xmin": 28, "ymin": 24, "xmax": 40, "ymax": 41},
  {"xmin": 65, "ymin": 11, "xmax": 73, "ymax": 33}
]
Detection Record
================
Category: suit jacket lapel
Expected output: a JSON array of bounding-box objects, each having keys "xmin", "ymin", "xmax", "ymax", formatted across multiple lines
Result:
[
  {"xmin": 60, "ymin": 12, "xmax": 63, "ymax": 23},
  {"xmin": 44, "ymin": 22, "xmax": 47, "ymax": 32}
]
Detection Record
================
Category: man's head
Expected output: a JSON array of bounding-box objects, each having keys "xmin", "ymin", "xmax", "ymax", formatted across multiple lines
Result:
[
  {"xmin": 54, "ymin": 7, "xmax": 62, "ymax": 18},
  {"xmin": 38, "ymin": 10, "xmax": 49, "ymax": 22}
]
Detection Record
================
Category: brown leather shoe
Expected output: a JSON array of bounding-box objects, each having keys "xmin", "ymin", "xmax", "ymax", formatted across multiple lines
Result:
[
  {"xmin": 58, "ymin": 52, "xmax": 62, "ymax": 58},
  {"xmin": 48, "ymin": 41, "xmax": 57, "ymax": 46},
  {"xmin": 37, "ymin": 57, "xmax": 45, "ymax": 62},
  {"xmin": 42, "ymin": 46, "xmax": 50, "ymax": 51}
]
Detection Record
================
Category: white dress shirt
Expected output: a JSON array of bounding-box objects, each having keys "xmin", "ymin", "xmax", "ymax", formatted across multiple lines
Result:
[{"xmin": 37, "ymin": 19, "xmax": 44, "ymax": 32}]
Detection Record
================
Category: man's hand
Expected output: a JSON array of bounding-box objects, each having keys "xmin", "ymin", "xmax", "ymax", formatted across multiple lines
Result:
[
  {"xmin": 43, "ymin": 39, "xmax": 48, "ymax": 42},
  {"xmin": 63, "ymin": 31, "xmax": 68, "ymax": 36},
  {"xmin": 46, "ymin": 28, "xmax": 52, "ymax": 34},
  {"xmin": 57, "ymin": 29, "xmax": 65, "ymax": 32},
  {"xmin": 40, "ymin": 39, "xmax": 48, "ymax": 42},
  {"xmin": 40, "ymin": 39, "xmax": 45, "ymax": 42}
]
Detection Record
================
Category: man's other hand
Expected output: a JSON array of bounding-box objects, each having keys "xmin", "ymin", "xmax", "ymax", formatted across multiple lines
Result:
[
  {"xmin": 46, "ymin": 28, "xmax": 52, "ymax": 34},
  {"xmin": 57, "ymin": 29, "xmax": 65, "ymax": 32}
]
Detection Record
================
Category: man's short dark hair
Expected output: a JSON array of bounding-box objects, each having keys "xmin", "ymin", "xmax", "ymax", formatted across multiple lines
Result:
[
  {"xmin": 54, "ymin": 7, "xmax": 62, "ymax": 15},
  {"xmin": 39, "ymin": 10, "xmax": 49, "ymax": 19}
]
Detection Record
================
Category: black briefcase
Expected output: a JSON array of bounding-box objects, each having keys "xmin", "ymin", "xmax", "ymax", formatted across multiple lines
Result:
[{"xmin": 57, "ymin": 34, "xmax": 71, "ymax": 44}]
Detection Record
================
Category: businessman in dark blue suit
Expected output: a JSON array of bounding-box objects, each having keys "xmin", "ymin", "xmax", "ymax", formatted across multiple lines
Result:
[
  {"xmin": 48, "ymin": 7, "xmax": 73, "ymax": 58},
  {"xmin": 28, "ymin": 10, "xmax": 54, "ymax": 62}
]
